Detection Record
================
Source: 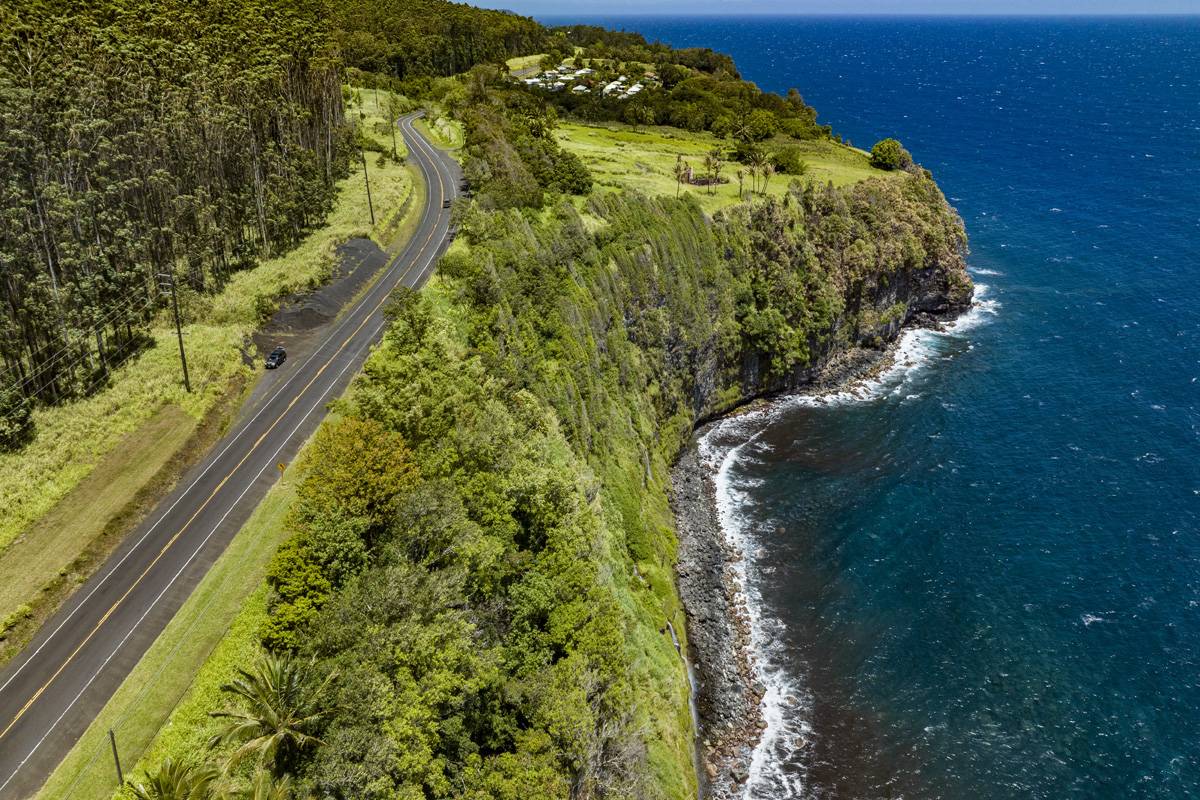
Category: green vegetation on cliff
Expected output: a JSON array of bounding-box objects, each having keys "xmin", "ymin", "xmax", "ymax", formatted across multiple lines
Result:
[
  {"xmin": 252, "ymin": 172, "xmax": 967, "ymax": 797},
  {"xmin": 130, "ymin": 164, "xmax": 966, "ymax": 799},
  {"xmin": 13, "ymin": 2, "xmax": 971, "ymax": 797}
]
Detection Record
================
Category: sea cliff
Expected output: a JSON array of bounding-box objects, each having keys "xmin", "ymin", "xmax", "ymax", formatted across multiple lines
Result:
[
  {"xmin": 198, "ymin": 169, "xmax": 972, "ymax": 797},
  {"xmin": 665, "ymin": 181, "xmax": 973, "ymax": 797}
]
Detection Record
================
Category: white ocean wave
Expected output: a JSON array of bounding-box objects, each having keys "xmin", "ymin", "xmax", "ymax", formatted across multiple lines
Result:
[
  {"xmin": 698, "ymin": 425, "xmax": 814, "ymax": 799},
  {"xmin": 778, "ymin": 283, "xmax": 1000, "ymax": 410},
  {"xmin": 692, "ymin": 281, "xmax": 1000, "ymax": 798}
]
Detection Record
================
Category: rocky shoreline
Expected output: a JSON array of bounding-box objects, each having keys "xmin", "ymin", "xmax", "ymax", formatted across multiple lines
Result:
[{"xmin": 670, "ymin": 321, "xmax": 954, "ymax": 799}]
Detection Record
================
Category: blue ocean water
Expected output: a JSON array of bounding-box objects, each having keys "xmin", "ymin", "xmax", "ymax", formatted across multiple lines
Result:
[{"xmin": 545, "ymin": 15, "xmax": 1200, "ymax": 799}]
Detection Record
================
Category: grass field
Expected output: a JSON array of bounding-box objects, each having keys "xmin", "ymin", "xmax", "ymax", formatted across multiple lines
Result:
[
  {"xmin": 347, "ymin": 86, "xmax": 412, "ymax": 159},
  {"xmin": 35, "ymin": 469, "xmax": 300, "ymax": 800},
  {"xmin": 505, "ymin": 53, "xmax": 545, "ymax": 74},
  {"xmin": 0, "ymin": 90, "xmax": 416, "ymax": 654},
  {"xmin": 556, "ymin": 121, "xmax": 897, "ymax": 214}
]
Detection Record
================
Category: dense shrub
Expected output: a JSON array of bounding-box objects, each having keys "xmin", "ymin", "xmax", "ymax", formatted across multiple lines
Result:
[
  {"xmin": 771, "ymin": 144, "xmax": 809, "ymax": 175},
  {"xmin": 870, "ymin": 137, "xmax": 914, "ymax": 170},
  {"xmin": 261, "ymin": 417, "xmax": 419, "ymax": 651}
]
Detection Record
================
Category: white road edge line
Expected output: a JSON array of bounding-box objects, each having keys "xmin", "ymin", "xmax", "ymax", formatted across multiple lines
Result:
[
  {"xmin": 0, "ymin": 318, "xmax": 387, "ymax": 794},
  {"xmin": 2, "ymin": 122, "xmax": 452, "ymax": 787},
  {"xmin": 0, "ymin": 113, "xmax": 437, "ymax": 698}
]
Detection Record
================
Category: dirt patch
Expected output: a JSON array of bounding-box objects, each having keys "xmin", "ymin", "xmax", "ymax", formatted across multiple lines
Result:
[{"xmin": 252, "ymin": 237, "xmax": 389, "ymax": 357}]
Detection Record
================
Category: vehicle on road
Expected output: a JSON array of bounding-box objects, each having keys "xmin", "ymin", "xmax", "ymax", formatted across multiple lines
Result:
[
  {"xmin": 265, "ymin": 346, "xmax": 287, "ymax": 369},
  {"xmin": 0, "ymin": 111, "xmax": 460, "ymax": 800},
  {"xmin": 442, "ymin": 198, "xmax": 452, "ymax": 209}
]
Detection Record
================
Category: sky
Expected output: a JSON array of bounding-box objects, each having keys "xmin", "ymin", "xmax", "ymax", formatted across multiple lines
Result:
[{"xmin": 474, "ymin": 0, "xmax": 1199, "ymax": 16}]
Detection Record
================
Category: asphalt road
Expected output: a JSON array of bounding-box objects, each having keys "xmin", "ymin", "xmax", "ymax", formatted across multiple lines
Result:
[{"xmin": 0, "ymin": 112, "xmax": 459, "ymax": 799}]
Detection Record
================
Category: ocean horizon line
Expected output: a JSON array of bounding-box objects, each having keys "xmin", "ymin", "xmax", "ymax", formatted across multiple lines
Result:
[{"xmin": 535, "ymin": 12, "xmax": 1200, "ymax": 20}]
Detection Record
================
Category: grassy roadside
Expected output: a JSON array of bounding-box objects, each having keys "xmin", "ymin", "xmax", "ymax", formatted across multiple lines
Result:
[
  {"xmin": 34, "ymin": 467, "xmax": 301, "ymax": 800},
  {"xmin": 33, "ymin": 94, "xmax": 428, "ymax": 800},
  {"xmin": 0, "ymin": 383, "xmax": 252, "ymax": 666},
  {"xmin": 415, "ymin": 112, "xmax": 464, "ymax": 150},
  {"xmin": 0, "ymin": 160, "xmax": 410, "ymax": 556},
  {"xmin": 347, "ymin": 86, "xmax": 412, "ymax": 159},
  {"xmin": 0, "ymin": 91, "xmax": 416, "ymax": 659},
  {"xmin": 556, "ymin": 121, "xmax": 898, "ymax": 214}
]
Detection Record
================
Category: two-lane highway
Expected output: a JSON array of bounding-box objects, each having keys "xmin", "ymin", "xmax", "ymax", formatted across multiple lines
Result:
[{"xmin": 0, "ymin": 113, "xmax": 460, "ymax": 798}]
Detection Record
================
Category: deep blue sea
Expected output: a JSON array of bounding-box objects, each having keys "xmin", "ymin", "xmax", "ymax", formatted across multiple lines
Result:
[{"xmin": 545, "ymin": 15, "xmax": 1200, "ymax": 799}]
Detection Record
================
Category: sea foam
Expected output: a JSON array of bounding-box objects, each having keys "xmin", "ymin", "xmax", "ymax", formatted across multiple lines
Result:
[
  {"xmin": 699, "ymin": 423, "xmax": 813, "ymax": 799},
  {"xmin": 696, "ymin": 286, "xmax": 998, "ymax": 798}
]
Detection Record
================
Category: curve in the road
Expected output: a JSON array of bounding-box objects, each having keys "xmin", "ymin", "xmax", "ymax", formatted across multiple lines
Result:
[{"xmin": 0, "ymin": 112, "xmax": 459, "ymax": 799}]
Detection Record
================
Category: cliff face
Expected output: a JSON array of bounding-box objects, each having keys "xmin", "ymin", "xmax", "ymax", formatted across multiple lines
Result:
[
  {"xmin": 660, "ymin": 178, "xmax": 971, "ymax": 799},
  {"xmin": 281, "ymin": 173, "xmax": 972, "ymax": 800},
  {"xmin": 675, "ymin": 175, "xmax": 973, "ymax": 422},
  {"xmin": 426, "ymin": 174, "xmax": 972, "ymax": 797}
]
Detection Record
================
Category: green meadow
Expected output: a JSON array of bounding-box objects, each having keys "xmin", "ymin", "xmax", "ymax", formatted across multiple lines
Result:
[{"xmin": 556, "ymin": 120, "xmax": 897, "ymax": 213}]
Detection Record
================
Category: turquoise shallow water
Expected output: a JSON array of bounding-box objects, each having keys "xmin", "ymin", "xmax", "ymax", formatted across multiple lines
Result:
[{"xmin": 546, "ymin": 15, "xmax": 1200, "ymax": 798}]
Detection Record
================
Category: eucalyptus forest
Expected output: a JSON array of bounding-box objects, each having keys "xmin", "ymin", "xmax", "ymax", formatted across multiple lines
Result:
[{"xmin": 0, "ymin": 1, "xmax": 349, "ymax": 440}]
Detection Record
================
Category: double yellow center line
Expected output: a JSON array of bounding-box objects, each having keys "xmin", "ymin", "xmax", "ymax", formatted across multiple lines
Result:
[{"xmin": 0, "ymin": 115, "xmax": 448, "ymax": 744}]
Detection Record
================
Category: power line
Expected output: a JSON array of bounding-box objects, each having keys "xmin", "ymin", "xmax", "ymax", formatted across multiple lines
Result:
[
  {"xmin": 0, "ymin": 289, "xmax": 162, "ymax": 389},
  {"xmin": 0, "ymin": 335, "xmax": 146, "ymax": 428},
  {"xmin": 0, "ymin": 294, "xmax": 159, "ymax": 399},
  {"xmin": 0, "ymin": 295, "xmax": 156, "ymax": 399},
  {"xmin": 0, "ymin": 293, "xmax": 157, "ymax": 388},
  {"xmin": 0, "ymin": 294, "xmax": 156, "ymax": 392}
]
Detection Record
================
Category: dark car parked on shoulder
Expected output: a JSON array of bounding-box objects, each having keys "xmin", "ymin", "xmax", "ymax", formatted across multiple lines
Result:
[{"xmin": 265, "ymin": 347, "xmax": 286, "ymax": 369}]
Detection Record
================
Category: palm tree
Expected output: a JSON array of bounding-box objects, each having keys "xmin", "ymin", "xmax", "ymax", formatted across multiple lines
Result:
[
  {"xmin": 746, "ymin": 149, "xmax": 770, "ymax": 194},
  {"xmin": 736, "ymin": 169, "xmax": 745, "ymax": 199},
  {"xmin": 673, "ymin": 155, "xmax": 687, "ymax": 198},
  {"xmin": 209, "ymin": 652, "xmax": 336, "ymax": 777},
  {"xmin": 704, "ymin": 149, "xmax": 724, "ymax": 195},
  {"xmin": 129, "ymin": 758, "xmax": 219, "ymax": 800},
  {"xmin": 243, "ymin": 769, "xmax": 293, "ymax": 800},
  {"xmin": 762, "ymin": 163, "xmax": 776, "ymax": 195}
]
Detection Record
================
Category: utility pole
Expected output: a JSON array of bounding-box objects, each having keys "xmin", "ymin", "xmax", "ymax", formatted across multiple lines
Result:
[
  {"xmin": 157, "ymin": 272, "xmax": 191, "ymax": 393},
  {"xmin": 109, "ymin": 729, "xmax": 124, "ymax": 786},
  {"xmin": 361, "ymin": 146, "xmax": 375, "ymax": 227},
  {"xmin": 390, "ymin": 111, "xmax": 399, "ymax": 160}
]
